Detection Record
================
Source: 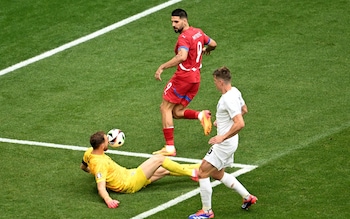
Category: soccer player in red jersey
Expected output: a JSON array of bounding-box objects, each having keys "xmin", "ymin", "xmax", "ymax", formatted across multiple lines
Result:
[{"xmin": 153, "ymin": 9, "xmax": 217, "ymax": 156}]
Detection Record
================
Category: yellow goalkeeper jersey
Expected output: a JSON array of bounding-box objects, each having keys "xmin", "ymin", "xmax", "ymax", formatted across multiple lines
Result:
[{"xmin": 83, "ymin": 147, "xmax": 142, "ymax": 193}]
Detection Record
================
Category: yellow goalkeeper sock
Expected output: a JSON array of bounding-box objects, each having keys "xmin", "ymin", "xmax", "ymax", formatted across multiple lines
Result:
[
  {"xmin": 169, "ymin": 163, "xmax": 200, "ymax": 176},
  {"xmin": 162, "ymin": 158, "xmax": 193, "ymax": 176}
]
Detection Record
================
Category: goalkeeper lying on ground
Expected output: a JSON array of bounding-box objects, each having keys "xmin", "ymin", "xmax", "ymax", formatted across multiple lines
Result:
[{"xmin": 80, "ymin": 131, "xmax": 199, "ymax": 208}]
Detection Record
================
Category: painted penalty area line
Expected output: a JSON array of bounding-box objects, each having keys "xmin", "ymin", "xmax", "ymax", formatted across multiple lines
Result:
[
  {"xmin": 0, "ymin": 0, "xmax": 182, "ymax": 77},
  {"xmin": 1, "ymin": 137, "xmax": 258, "ymax": 218},
  {"xmin": 130, "ymin": 166, "xmax": 258, "ymax": 219},
  {"xmin": 0, "ymin": 137, "xmax": 258, "ymax": 218},
  {"xmin": 0, "ymin": 137, "xmax": 257, "ymax": 170},
  {"xmin": 132, "ymin": 121, "xmax": 349, "ymax": 218}
]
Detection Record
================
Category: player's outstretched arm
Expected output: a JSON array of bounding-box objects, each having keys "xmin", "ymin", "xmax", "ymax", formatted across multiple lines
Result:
[{"xmin": 97, "ymin": 181, "xmax": 120, "ymax": 208}]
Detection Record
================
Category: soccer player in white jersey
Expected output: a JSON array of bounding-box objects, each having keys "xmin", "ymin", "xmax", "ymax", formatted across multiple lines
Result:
[{"xmin": 189, "ymin": 66, "xmax": 257, "ymax": 219}]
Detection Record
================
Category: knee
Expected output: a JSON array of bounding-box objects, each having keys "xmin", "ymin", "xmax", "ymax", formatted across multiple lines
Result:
[
  {"xmin": 211, "ymin": 170, "xmax": 224, "ymax": 180},
  {"xmin": 172, "ymin": 110, "xmax": 180, "ymax": 119},
  {"xmin": 159, "ymin": 103, "xmax": 165, "ymax": 113},
  {"xmin": 151, "ymin": 154, "xmax": 165, "ymax": 164},
  {"xmin": 160, "ymin": 102, "xmax": 172, "ymax": 115},
  {"xmin": 198, "ymin": 169, "xmax": 210, "ymax": 179},
  {"xmin": 172, "ymin": 107, "xmax": 184, "ymax": 119}
]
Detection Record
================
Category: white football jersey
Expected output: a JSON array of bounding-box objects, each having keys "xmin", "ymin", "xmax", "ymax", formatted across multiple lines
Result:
[{"xmin": 216, "ymin": 87, "xmax": 245, "ymax": 145}]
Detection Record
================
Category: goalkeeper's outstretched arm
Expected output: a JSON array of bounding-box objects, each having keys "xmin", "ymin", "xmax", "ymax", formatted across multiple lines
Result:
[{"xmin": 97, "ymin": 181, "xmax": 120, "ymax": 208}]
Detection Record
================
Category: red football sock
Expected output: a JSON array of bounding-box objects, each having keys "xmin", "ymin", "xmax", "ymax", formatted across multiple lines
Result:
[
  {"xmin": 163, "ymin": 127, "xmax": 174, "ymax": 146},
  {"xmin": 184, "ymin": 109, "xmax": 199, "ymax": 119}
]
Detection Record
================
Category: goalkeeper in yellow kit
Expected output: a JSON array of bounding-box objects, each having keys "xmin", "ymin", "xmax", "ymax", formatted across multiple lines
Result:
[{"xmin": 80, "ymin": 131, "xmax": 199, "ymax": 208}]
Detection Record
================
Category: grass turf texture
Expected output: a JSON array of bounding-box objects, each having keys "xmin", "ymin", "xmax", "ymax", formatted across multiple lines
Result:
[{"xmin": 0, "ymin": 0, "xmax": 349, "ymax": 218}]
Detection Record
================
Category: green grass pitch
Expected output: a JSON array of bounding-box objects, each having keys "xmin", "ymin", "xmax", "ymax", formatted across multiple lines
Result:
[{"xmin": 0, "ymin": 0, "xmax": 349, "ymax": 218}]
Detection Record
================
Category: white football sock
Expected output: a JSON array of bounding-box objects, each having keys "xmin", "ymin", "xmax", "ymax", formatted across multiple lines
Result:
[
  {"xmin": 199, "ymin": 178, "xmax": 212, "ymax": 211},
  {"xmin": 220, "ymin": 172, "xmax": 249, "ymax": 198},
  {"xmin": 198, "ymin": 111, "xmax": 203, "ymax": 121},
  {"xmin": 165, "ymin": 145, "xmax": 175, "ymax": 152}
]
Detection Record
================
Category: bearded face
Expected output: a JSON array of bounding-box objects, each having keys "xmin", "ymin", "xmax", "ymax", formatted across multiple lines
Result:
[{"xmin": 171, "ymin": 16, "xmax": 187, "ymax": 33}]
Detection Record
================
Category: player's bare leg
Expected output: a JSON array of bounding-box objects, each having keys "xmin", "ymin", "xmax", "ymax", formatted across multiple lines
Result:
[
  {"xmin": 141, "ymin": 155, "xmax": 196, "ymax": 181},
  {"xmin": 153, "ymin": 100, "xmax": 177, "ymax": 156},
  {"xmin": 153, "ymin": 101, "xmax": 212, "ymax": 156},
  {"xmin": 173, "ymin": 105, "xmax": 212, "ymax": 136}
]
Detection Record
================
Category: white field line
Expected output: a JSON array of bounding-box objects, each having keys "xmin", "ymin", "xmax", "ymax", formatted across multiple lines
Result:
[
  {"xmin": 2, "ymin": 123, "xmax": 348, "ymax": 219},
  {"xmin": 130, "ymin": 165, "xmax": 258, "ymax": 219},
  {"xmin": 0, "ymin": 137, "xmax": 257, "ymax": 170},
  {"xmin": 0, "ymin": 136, "xmax": 258, "ymax": 218},
  {"xmin": 0, "ymin": 136, "xmax": 258, "ymax": 219},
  {"xmin": 0, "ymin": 1, "xmax": 255, "ymax": 216},
  {"xmin": 0, "ymin": 0, "xmax": 182, "ymax": 77},
  {"xmin": 129, "ymin": 120, "xmax": 350, "ymax": 218},
  {"xmin": 256, "ymin": 120, "xmax": 350, "ymax": 167}
]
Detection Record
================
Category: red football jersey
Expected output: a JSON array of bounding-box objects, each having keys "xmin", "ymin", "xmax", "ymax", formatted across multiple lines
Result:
[{"xmin": 174, "ymin": 27, "xmax": 211, "ymax": 83}]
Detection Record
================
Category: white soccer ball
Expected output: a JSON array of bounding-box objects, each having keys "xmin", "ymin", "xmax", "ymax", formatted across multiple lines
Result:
[{"xmin": 107, "ymin": 129, "xmax": 125, "ymax": 148}]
